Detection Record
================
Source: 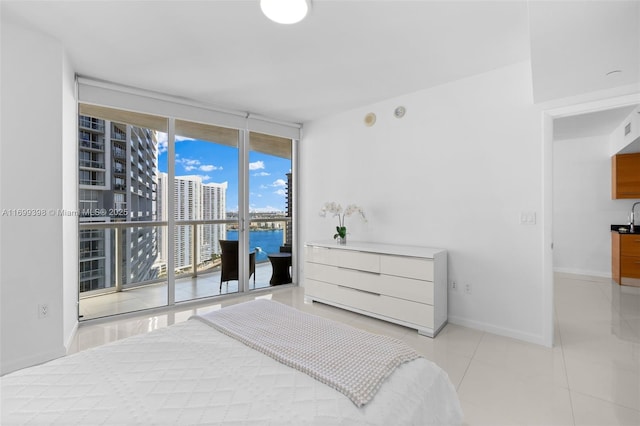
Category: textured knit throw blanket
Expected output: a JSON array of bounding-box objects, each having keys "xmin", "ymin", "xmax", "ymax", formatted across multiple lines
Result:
[{"xmin": 193, "ymin": 299, "xmax": 421, "ymax": 407}]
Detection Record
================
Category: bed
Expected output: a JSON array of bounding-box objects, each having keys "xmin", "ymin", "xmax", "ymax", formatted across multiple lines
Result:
[{"xmin": 1, "ymin": 299, "xmax": 463, "ymax": 425}]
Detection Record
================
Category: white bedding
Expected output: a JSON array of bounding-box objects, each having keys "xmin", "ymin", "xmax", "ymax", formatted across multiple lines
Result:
[
  {"xmin": 194, "ymin": 299, "xmax": 422, "ymax": 407},
  {"xmin": 2, "ymin": 312, "xmax": 463, "ymax": 425}
]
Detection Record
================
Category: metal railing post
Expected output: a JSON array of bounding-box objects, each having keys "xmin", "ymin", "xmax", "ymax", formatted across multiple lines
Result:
[
  {"xmin": 114, "ymin": 228, "xmax": 122, "ymax": 292},
  {"xmin": 192, "ymin": 223, "xmax": 198, "ymax": 278}
]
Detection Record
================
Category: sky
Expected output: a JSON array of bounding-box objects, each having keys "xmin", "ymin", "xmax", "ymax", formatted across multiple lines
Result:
[{"xmin": 156, "ymin": 133, "xmax": 291, "ymax": 213}]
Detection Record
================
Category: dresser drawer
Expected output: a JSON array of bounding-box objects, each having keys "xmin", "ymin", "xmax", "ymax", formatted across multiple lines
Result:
[
  {"xmin": 380, "ymin": 255, "xmax": 434, "ymax": 281},
  {"xmin": 621, "ymin": 235, "xmax": 640, "ymax": 257},
  {"xmin": 305, "ymin": 262, "xmax": 434, "ymax": 305},
  {"xmin": 306, "ymin": 246, "xmax": 380, "ymax": 273},
  {"xmin": 305, "ymin": 279, "xmax": 434, "ymax": 329}
]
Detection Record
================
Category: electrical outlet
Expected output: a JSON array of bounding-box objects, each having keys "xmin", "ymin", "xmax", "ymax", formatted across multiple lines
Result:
[
  {"xmin": 38, "ymin": 304, "xmax": 49, "ymax": 319},
  {"xmin": 520, "ymin": 211, "xmax": 536, "ymax": 225},
  {"xmin": 464, "ymin": 283, "xmax": 472, "ymax": 295},
  {"xmin": 451, "ymin": 281, "xmax": 457, "ymax": 291}
]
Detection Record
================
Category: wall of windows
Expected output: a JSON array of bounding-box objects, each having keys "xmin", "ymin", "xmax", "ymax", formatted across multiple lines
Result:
[{"xmin": 77, "ymin": 80, "xmax": 299, "ymax": 320}]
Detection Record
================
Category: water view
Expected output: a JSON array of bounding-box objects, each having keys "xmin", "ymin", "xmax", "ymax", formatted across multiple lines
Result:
[{"xmin": 226, "ymin": 229, "xmax": 285, "ymax": 262}]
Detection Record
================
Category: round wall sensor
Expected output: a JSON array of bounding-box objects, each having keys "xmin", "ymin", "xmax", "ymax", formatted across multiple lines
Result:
[
  {"xmin": 364, "ymin": 112, "xmax": 376, "ymax": 127},
  {"xmin": 394, "ymin": 106, "xmax": 406, "ymax": 118}
]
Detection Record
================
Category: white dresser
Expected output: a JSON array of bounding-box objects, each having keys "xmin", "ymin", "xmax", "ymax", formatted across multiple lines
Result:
[{"xmin": 304, "ymin": 241, "xmax": 448, "ymax": 337}]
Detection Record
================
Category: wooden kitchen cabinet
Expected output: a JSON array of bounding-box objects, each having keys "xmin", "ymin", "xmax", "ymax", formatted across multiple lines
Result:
[
  {"xmin": 612, "ymin": 153, "xmax": 640, "ymax": 199},
  {"xmin": 612, "ymin": 232, "xmax": 640, "ymax": 286}
]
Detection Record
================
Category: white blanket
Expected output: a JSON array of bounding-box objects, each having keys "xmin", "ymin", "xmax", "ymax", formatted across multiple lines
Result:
[
  {"xmin": 2, "ymin": 307, "xmax": 463, "ymax": 425},
  {"xmin": 194, "ymin": 299, "xmax": 420, "ymax": 407}
]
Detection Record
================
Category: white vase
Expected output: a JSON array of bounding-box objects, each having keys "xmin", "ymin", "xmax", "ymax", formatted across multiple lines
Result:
[{"xmin": 337, "ymin": 235, "xmax": 347, "ymax": 245}]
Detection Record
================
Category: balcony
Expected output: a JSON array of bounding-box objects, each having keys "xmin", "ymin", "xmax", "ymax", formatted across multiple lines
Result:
[
  {"xmin": 80, "ymin": 139, "xmax": 105, "ymax": 151},
  {"xmin": 79, "ymin": 248, "xmax": 105, "ymax": 260},
  {"xmin": 111, "ymin": 132, "xmax": 126, "ymax": 141},
  {"xmin": 79, "ymin": 179, "xmax": 106, "ymax": 186},
  {"xmin": 80, "ymin": 267, "xmax": 105, "ymax": 281},
  {"xmin": 79, "ymin": 159, "xmax": 105, "ymax": 170},
  {"xmin": 78, "ymin": 219, "xmax": 293, "ymax": 321},
  {"xmin": 79, "ymin": 119, "xmax": 105, "ymax": 132},
  {"xmin": 79, "ymin": 263, "xmax": 277, "ymax": 320}
]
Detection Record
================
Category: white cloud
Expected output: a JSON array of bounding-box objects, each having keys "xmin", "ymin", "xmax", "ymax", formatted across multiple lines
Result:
[
  {"xmin": 274, "ymin": 189, "xmax": 286, "ymax": 196},
  {"xmin": 272, "ymin": 179, "xmax": 286, "ymax": 187},
  {"xmin": 253, "ymin": 172, "xmax": 271, "ymax": 177},
  {"xmin": 156, "ymin": 134, "xmax": 193, "ymax": 155},
  {"xmin": 175, "ymin": 158, "xmax": 222, "ymax": 173},
  {"xmin": 249, "ymin": 161, "xmax": 265, "ymax": 170},
  {"xmin": 181, "ymin": 158, "xmax": 201, "ymax": 167},
  {"xmin": 156, "ymin": 132, "xmax": 168, "ymax": 154}
]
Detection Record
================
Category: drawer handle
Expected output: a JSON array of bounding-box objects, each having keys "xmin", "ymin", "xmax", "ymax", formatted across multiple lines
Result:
[
  {"xmin": 337, "ymin": 266, "xmax": 381, "ymax": 275},
  {"xmin": 338, "ymin": 285, "xmax": 381, "ymax": 296}
]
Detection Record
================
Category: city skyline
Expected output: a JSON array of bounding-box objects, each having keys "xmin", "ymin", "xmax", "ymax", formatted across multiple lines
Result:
[{"xmin": 156, "ymin": 134, "xmax": 291, "ymax": 213}]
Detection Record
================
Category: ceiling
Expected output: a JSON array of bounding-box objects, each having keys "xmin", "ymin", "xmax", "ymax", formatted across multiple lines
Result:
[
  {"xmin": 3, "ymin": 0, "xmax": 639, "ymax": 125},
  {"xmin": 553, "ymin": 105, "xmax": 638, "ymax": 141}
]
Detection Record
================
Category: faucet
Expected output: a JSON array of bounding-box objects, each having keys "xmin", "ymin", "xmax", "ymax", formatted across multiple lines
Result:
[{"xmin": 632, "ymin": 202, "xmax": 640, "ymax": 233}]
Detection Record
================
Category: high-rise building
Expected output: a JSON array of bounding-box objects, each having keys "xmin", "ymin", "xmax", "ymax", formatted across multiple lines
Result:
[
  {"xmin": 173, "ymin": 175, "xmax": 202, "ymax": 271},
  {"xmin": 78, "ymin": 115, "xmax": 159, "ymax": 293},
  {"xmin": 155, "ymin": 174, "xmax": 228, "ymax": 273},
  {"xmin": 202, "ymin": 182, "xmax": 228, "ymax": 259}
]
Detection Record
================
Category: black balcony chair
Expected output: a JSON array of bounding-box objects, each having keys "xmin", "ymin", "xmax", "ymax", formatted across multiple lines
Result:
[{"xmin": 219, "ymin": 239, "xmax": 256, "ymax": 290}]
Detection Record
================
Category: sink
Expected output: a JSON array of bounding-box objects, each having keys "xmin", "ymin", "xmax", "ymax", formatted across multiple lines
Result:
[{"xmin": 611, "ymin": 224, "xmax": 640, "ymax": 234}]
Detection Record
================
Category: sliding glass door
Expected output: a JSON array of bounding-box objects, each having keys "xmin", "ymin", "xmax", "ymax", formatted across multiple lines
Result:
[
  {"xmin": 248, "ymin": 132, "xmax": 293, "ymax": 289},
  {"xmin": 78, "ymin": 106, "xmax": 169, "ymax": 320},
  {"xmin": 77, "ymin": 103, "xmax": 296, "ymax": 321},
  {"xmin": 171, "ymin": 120, "xmax": 240, "ymax": 302}
]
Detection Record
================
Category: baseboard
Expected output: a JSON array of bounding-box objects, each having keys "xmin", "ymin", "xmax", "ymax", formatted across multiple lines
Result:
[
  {"xmin": 553, "ymin": 268, "xmax": 612, "ymax": 281},
  {"xmin": 1, "ymin": 346, "xmax": 66, "ymax": 376},
  {"xmin": 64, "ymin": 321, "xmax": 79, "ymax": 353},
  {"xmin": 447, "ymin": 315, "xmax": 551, "ymax": 347}
]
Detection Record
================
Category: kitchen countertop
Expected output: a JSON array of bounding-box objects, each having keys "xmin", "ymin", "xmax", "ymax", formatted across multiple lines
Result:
[{"xmin": 611, "ymin": 224, "xmax": 640, "ymax": 234}]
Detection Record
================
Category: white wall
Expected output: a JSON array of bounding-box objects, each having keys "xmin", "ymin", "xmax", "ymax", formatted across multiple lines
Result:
[
  {"xmin": 300, "ymin": 61, "xmax": 548, "ymax": 345},
  {"xmin": 1, "ymin": 16, "xmax": 78, "ymax": 374},
  {"xmin": 62, "ymin": 48, "xmax": 79, "ymax": 349},
  {"xmin": 553, "ymin": 135, "xmax": 633, "ymax": 277}
]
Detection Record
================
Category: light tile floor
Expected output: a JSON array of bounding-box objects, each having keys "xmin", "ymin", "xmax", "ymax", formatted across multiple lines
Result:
[{"xmin": 69, "ymin": 273, "xmax": 640, "ymax": 425}]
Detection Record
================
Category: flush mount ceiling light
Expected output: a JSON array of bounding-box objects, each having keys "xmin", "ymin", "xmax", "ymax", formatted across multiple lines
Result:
[{"xmin": 260, "ymin": 0, "xmax": 311, "ymax": 24}]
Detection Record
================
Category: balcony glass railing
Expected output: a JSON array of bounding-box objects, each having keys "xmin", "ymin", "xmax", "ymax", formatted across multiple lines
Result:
[
  {"xmin": 80, "ymin": 249, "xmax": 105, "ymax": 259},
  {"xmin": 80, "ymin": 230, "xmax": 104, "ymax": 240},
  {"xmin": 78, "ymin": 218, "xmax": 293, "ymax": 320},
  {"xmin": 80, "ymin": 267, "xmax": 105, "ymax": 280},
  {"xmin": 80, "ymin": 179, "xmax": 106, "ymax": 186},
  {"xmin": 79, "ymin": 159, "xmax": 105, "ymax": 169},
  {"xmin": 79, "ymin": 119, "xmax": 104, "ymax": 132},
  {"xmin": 112, "ymin": 132, "xmax": 126, "ymax": 141},
  {"xmin": 79, "ymin": 139, "xmax": 105, "ymax": 151}
]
